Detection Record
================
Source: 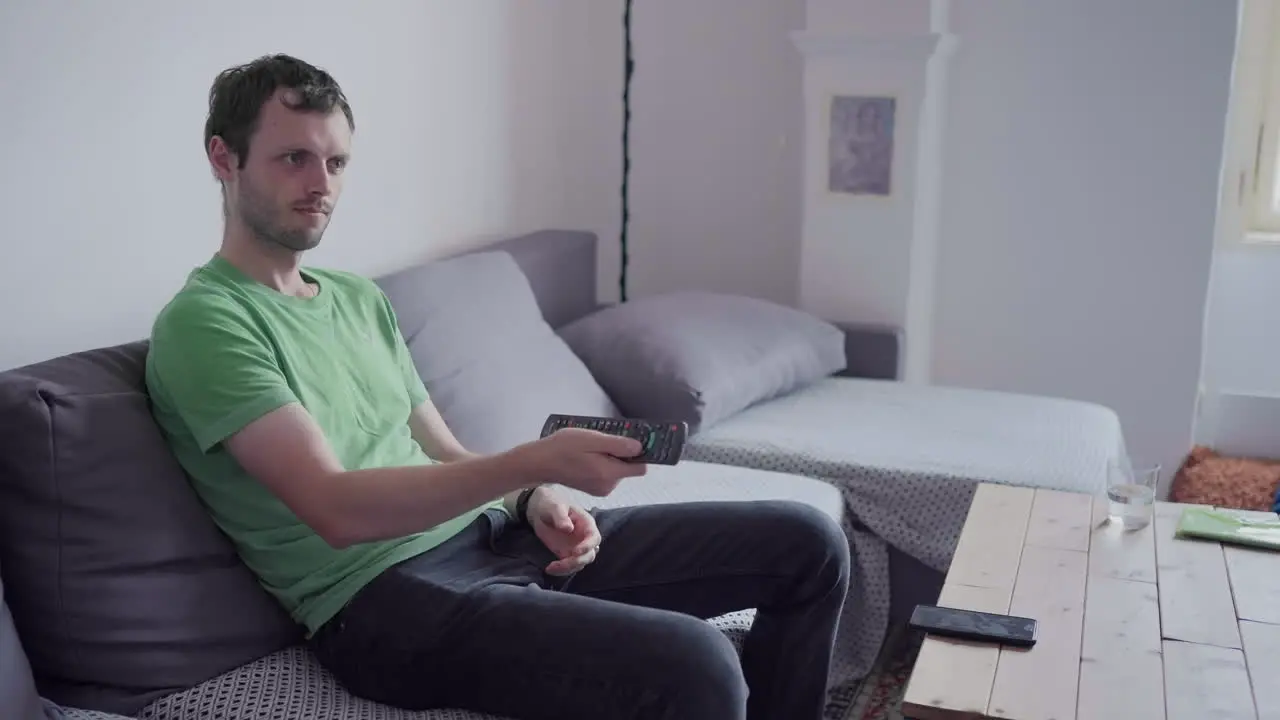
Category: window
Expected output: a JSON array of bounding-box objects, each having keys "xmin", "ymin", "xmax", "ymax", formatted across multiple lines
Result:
[{"xmin": 1237, "ymin": 0, "xmax": 1280, "ymax": 238}]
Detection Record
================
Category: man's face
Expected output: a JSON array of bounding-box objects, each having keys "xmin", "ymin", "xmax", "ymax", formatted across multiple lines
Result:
[{"xmin": 218, "ymin": 90, "xmax": 352, "ymax": 252}]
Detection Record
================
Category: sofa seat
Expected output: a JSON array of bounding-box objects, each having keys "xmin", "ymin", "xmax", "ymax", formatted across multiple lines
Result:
[{"xmin": 137, "ymin": 615, "xmax": 755, "ymax": 720}]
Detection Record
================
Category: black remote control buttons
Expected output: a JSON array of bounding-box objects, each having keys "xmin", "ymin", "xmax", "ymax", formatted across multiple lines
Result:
[{"xmin": 540, "ymin": 414, "xmax": 688, "ymax": 465}]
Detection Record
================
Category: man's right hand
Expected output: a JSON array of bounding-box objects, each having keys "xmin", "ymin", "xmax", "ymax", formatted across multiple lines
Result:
[{"xmin": 513, "ymin": 428, "xmax": 648, "ymax": 496}]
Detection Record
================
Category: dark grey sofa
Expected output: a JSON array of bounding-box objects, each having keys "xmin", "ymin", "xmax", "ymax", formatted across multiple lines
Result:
[{"xmin": 0, "ymin": 230, "xmax": 913, "ymax": 720}]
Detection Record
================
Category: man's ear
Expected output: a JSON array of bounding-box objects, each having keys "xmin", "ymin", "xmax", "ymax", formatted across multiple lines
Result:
[{"xmin": 207, "ymin": 136, "xmax": 238, "ymax": 184}]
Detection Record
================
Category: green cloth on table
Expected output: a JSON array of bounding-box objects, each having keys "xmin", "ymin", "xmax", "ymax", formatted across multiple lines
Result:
[{"xmin": 1175, "ymin": 506, "xmax": 1280, "ymax": 551}]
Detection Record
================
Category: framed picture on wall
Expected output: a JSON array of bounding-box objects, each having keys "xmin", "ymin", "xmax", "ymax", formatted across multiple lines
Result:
[{"xmin": 827, "ymin": 94, "xmax": 896, "ymax": 196}]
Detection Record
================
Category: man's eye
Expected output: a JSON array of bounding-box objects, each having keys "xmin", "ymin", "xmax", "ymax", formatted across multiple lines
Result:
[{"xmin": 284, "ymin": 153, "xmax": 304, "ymax": 166}]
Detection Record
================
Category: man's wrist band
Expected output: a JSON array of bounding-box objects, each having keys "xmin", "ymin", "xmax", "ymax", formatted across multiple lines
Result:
[{"xmin": 515, "ymin": 487, "xmax": 538, "ymax": 524}]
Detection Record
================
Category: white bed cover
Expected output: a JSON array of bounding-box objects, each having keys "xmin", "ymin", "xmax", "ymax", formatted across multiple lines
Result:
[{"xmin": 685, "ymin": 376, "xmax": 1128, "ymax": 693}]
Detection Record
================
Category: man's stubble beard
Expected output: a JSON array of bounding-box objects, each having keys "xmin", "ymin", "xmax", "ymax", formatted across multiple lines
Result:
[{"xmin": 236, "ymin": 178, "xmax": 327, "ymax": 253}]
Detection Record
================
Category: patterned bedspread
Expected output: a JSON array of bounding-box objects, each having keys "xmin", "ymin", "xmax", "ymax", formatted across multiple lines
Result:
[{"xmin": 686, "ymin": 376, "xmax": 1126, "ymax": 694}]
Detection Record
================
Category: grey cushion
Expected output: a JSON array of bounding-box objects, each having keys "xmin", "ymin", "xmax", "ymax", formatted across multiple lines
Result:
[
  {"xmin": 376, "ymin": 251, "xmax": 619, "ymax": 454},
  {"xmin": 0, "ymin": 559, "xmax": 51, "ymax": 720},
  {"xmin": 0, "ymin": 342, "xmax": 301, "ymax": 716},
  {"xmin": 558, "ymin": 292, "xmax": 847, "ymax": 433}
]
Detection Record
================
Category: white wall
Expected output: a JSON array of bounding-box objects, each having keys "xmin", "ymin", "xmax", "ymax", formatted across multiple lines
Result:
[
  {"xmin": 1201, "ymin": 248, "xmax": 1280, "ymax": 399},
  {"xmin": 806, "ymin": 0, "xmax": 929, "ymax": 35},
  {"xmin": 621, "ymin": 0, "xmax": 806, "ymax": 306},
  {"xmin": 1, "ymin": 0, "xmax": 1244, "ymax": 484},
  {"xmin": 930, "ymin": 0, "xmax": 1237, "ymax": 481},
  {"xmin": 1195, "ymin": 0, "xmax": 1280, "ymax": 458},
  {"xmin": 1197, "ymin": 245, "xmax": 1280, "ymax": 458},
  {"xmin": 0, "ymin": 0, "xmax": 623, "ymax": 371}
]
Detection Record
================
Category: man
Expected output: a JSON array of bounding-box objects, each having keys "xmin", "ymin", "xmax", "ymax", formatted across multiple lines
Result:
[{"xmin": 146, "ymin": 54, "xmax": 851, "ymax": 720}]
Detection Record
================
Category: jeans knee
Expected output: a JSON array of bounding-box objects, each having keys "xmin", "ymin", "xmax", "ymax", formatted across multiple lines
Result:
[
  {"xmin": 657, "ymin": 617, "xmax": 748, "ymax": 719},
  {"xmin": 777, "ymin": 502, "xmax": 851, "ymax": 586}
]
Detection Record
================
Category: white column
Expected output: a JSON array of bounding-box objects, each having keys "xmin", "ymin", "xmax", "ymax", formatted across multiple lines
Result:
[{"xmin": 792, "ymin": 4, "xmax": 956, "ymax": 384}]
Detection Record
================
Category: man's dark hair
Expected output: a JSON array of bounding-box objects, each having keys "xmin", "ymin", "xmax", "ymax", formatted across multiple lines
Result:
[{"xmin": 204, "ymin": 54, "xmax": 354, "ymax": 168}]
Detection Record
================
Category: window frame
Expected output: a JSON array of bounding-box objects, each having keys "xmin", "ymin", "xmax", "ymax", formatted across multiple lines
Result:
[
  {"xmin": 1249, "ymin": 2, "xmax": 1280, "ymax": 235},
  {"xmin": 1229, "ymin": 0, "xmax": 1280, "ymax": 243}
]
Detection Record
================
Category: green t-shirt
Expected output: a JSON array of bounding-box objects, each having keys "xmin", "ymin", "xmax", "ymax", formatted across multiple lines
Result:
[{"xmin": 145, "ymin": 254, "xmax": 500, "ymax": 636}]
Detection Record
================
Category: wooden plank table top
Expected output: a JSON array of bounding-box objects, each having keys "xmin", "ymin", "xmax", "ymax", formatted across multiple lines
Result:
[{"xmin": 901, "ymin": 482, "xmax": 1279, "ymax": 720}]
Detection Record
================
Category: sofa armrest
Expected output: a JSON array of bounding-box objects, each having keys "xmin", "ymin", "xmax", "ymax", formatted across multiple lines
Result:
[{"xmin": 832, "ymin": 321, "xmax": 903, "ymax": 381}]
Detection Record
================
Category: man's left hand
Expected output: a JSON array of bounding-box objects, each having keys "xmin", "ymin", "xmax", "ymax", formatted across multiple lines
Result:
[{"xmin": 525, "ymin": 486, "xmax": 601, "ymax": 576}]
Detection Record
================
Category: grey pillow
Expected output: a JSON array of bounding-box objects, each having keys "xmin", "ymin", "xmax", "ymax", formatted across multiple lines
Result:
[
  {"xmin": 558, "ymin": 292, "xmax": 847, "ymax": 433},
  {"xmin": 376, "ymin": 250, "xmax": 619, "ymax": 454},
  {"xmin": 0, "ymin": 560, "xmax": 49, "ymax": 720},
  {"xmin": 0, "ymin": 342, "xmax": 301, "ymax": 716}
]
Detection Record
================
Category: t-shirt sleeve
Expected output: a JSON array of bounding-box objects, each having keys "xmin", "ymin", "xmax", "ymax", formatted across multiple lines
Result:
[{"xmin": 148, "ymin": 293, "xmax": 301, "ymax": 453}]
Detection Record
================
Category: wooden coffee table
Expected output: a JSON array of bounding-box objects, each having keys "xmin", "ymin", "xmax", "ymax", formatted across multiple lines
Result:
[{"xmin": 901, "ymin": 482, "xmax": 1280, "ymax": 720}]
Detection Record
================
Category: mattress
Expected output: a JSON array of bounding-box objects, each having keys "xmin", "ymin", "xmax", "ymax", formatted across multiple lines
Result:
[
  {"xmin": 556, "ymin": 459, "xmax": 846, "ymax": 518},
  {"xmin": 689, "ymin": 376, "xmax": 1124, "ymax": 495},
  {"xmin": 684, "ymin": 376, "xmax": 1129, "ymax": 689}
]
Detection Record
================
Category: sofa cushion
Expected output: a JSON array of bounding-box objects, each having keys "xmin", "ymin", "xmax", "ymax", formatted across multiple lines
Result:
[
  {"xmin": 376, "ymin": 250, "xmax": 618, "ymax": 454},
  {"xmin": 0, "ymin": 342, "xmax": 301, "ymax": 716},
  {"xmin": 1, "ymin": 558, "xmax": 53, "ymax": 720},
  {"xmin": 558, "ymin": 292, "xmax": 847, "ymax": 433}
]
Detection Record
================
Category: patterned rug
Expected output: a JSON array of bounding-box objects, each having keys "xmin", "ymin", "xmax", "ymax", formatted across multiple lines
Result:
[{"xmin": 825, "ymin": 626, "xmax": 925, "ymax": 720}]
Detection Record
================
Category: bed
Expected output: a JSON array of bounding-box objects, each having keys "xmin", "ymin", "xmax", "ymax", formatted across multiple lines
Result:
[
  {"xmin": 684, "ymin": 376, "xmax": 1123, "ymax": 687},
  {"xmin": 688, "ymin": 374, "xmax": 1122, "ymax": 574},
  {"xmin": 477, "ymin": 229, "xmax": 1130, "ymax": 694}
]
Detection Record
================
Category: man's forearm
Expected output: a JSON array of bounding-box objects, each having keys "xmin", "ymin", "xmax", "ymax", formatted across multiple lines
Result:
[
  {"xmin": 320, "ymin": 452, "xmax": 536, "ymax": 547},
  {"xmin": 412, "ymin": 435, "xmax": 528, "ymax": 521}
]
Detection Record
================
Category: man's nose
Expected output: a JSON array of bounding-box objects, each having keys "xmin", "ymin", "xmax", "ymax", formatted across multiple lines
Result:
[{"xmin": 305, "ymin": 163, "xmax": 335, "ymax": 196}]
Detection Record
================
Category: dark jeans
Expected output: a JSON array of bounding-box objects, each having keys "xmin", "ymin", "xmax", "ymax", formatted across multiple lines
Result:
[{"xmin": 309, "ymin": 500, "xmax": 851, "ymax": 720}]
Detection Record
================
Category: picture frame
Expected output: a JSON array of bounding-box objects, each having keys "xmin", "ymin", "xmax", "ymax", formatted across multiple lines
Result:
[{"xmin": 826, "ymin": 94, "xmax": 897, "ymax": 197}]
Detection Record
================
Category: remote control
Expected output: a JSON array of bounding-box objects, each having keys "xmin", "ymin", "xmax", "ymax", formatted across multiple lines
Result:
[{"xmin": 540, "ymin": 414, "xmax": 688, "ymax": 465}]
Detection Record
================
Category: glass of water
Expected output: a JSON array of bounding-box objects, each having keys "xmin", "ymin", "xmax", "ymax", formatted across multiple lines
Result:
[{"xmin": 1107, "ymin": 462, "xmax": 1160, "ymax": 531}]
